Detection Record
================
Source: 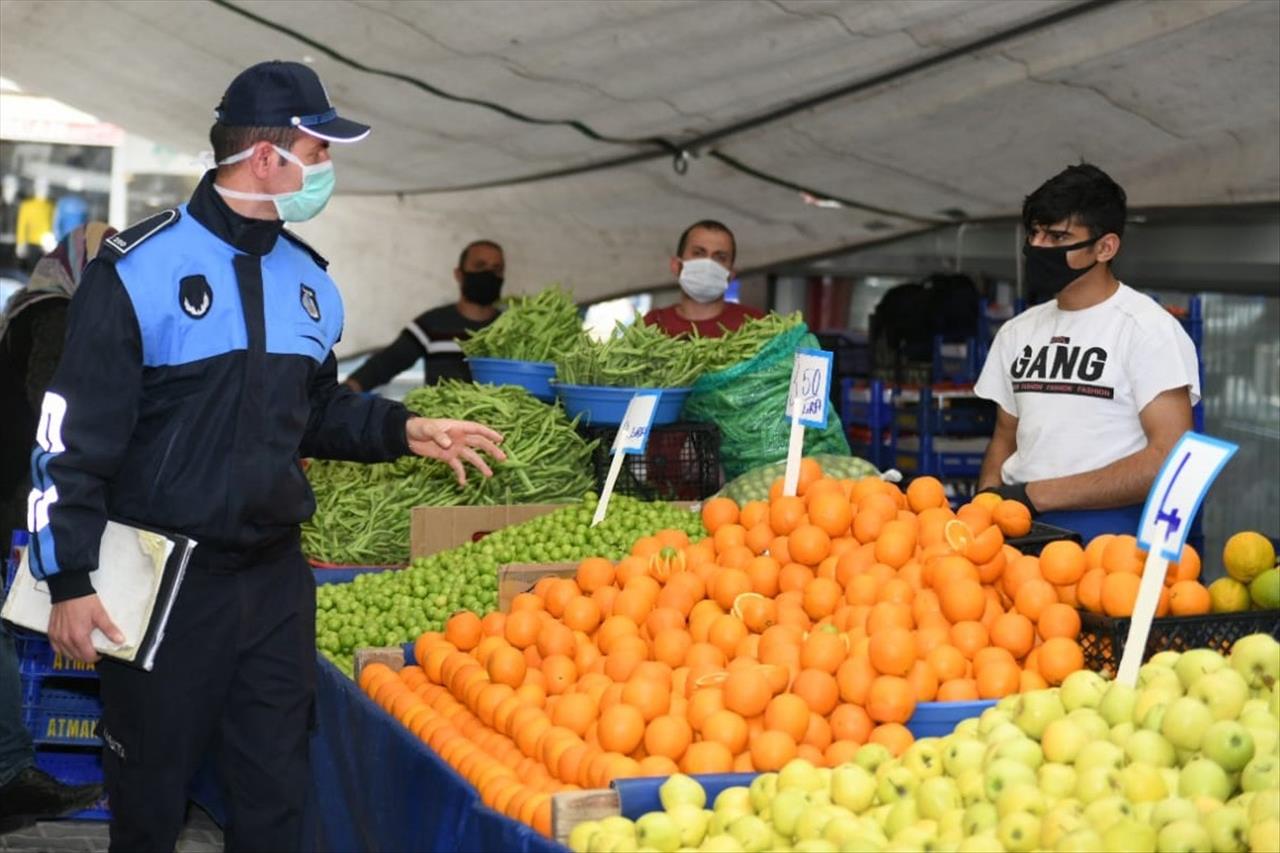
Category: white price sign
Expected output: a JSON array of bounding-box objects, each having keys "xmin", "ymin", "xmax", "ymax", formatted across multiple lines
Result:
[
  {"xmin": 593, "ymin": 391, "xmax": 664, "ymax": 526},
  {"xmin": 611, "ymin": 391, "xmax": 663, "ymax": 456},
  {"xmin": 785, "ymin": 349, "xmax": 834, "ymax": 429},
  {"xmin": 1136, "ymin": 432, "xmax": 1238, "ymax": 560},
  {"xmin": 1117, "ymin": 430, "xmax": 1238, "ymax": 686}
]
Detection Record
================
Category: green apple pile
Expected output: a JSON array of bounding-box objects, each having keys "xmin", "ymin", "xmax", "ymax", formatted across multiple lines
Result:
[
  {"xmin": 1210, "ymin": 532, "xmax": 1280, "ymax": 613},
  {"xmin": 316, "ymin": 494, "xmax": 704, "ymax": 675},
  {"xmin": 567, "ymin": 633, "xmax": 1280, "ymax": 853}
]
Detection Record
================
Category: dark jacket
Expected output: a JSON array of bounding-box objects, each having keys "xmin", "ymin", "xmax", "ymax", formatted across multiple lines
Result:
[
  {"xmin": 347, "ymin": 303, "xmax": 495, "ymax": 389},
  {"xmin": 28, "ymin": 172, "xmax": 411, "ymax": 601}
]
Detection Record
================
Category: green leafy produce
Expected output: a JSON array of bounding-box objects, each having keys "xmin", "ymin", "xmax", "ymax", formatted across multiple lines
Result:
[
  {"xmin": 555, "ymin": 311, "xmax": 803, "ymax": 388},
  {"xmin": 458, "ymin": 286, "xmax": 583, "ymax": 363},
  {"xmin": 302, "ymin": 381, "xmax": 597, "ymax": 565},
  {"xmin": 315, "ymin": 494, "xmax": 706, "ymax": 675}
]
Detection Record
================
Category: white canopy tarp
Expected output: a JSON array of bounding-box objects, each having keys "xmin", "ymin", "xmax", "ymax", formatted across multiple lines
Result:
[{"xmin": 2, "ymin": 0, "xmax": 1277, "ymax": 352}]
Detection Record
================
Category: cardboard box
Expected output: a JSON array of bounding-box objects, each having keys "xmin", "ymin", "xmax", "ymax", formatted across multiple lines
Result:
[{"xmin": 409, "ymin": 504, "xmax": 571, "ymax": 560}]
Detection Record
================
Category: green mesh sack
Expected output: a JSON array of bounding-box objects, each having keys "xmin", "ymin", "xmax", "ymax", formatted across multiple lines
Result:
[
  {"xmin": 685, "ymin": 324, "xmax": 851, "ymax": 480},
  {"xmin": 715, "ymin": 454, "xmax": 881, "ymax": 504}
]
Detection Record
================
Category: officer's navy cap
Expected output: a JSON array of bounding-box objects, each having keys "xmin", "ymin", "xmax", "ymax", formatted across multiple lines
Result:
[{"xmin": 215, "ymin": 60, "xmax": 370, "ymax": 143}]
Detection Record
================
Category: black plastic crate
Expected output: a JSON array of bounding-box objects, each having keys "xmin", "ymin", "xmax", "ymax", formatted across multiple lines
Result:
[
  {"xmin": 1078, "ymin": 610, "xmax": 1280, "ymax": 676},
  {"xmin": 578, "ymin": 421, "xmax": 721, "ymax": 501},
  {"xmin": 1006, "ymin": 521, "xmax": 1081, "ymax": 556}
]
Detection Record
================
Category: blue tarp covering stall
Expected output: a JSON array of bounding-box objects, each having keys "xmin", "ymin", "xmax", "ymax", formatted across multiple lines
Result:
[{"xmin": 192, "ymin": 655, "xmax": 563, "ymax": 853}]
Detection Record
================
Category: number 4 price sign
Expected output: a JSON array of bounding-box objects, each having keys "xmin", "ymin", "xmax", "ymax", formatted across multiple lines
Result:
[
  {"xmin": 782, "ymin": 348, "xmax": 834, "ymax": 497},
  {"xmin": 591, "ymin": 391, "xmax": 663, "ymax": 527},
  {"xmin": 1116, "ymin": 432, "xmax": 1239, "ymax": 686}
]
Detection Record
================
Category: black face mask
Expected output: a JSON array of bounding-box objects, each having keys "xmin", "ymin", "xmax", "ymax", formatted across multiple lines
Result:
[
  {"xmin": 461, "ymin": 270, "xmax": 503, "ymax": 306},
  {"xmin": 1023, "ymin": 236, "xmax": 1100, "ymax": 301}
]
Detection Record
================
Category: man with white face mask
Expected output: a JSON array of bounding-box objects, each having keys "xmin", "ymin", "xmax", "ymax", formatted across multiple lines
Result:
[
  {"xmin": 643, "ymin": 219, "xmax": 765, "ymax": 338},
  {"xmin": 26, "ymin": 61, "xmax": 505, "ymax": 851}
]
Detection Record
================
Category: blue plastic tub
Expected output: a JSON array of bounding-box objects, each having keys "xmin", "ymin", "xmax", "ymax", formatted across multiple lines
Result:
[
  {"xmin": 553, "ymin": 384, "xmax": 691, "ymax": 426},
  {"xmin": 467, "ymin": 357, "xmax": 556, "ymax": 402},
  {"xmin": 906, "ymin": 699, "xmax": 996, "ymax": 738}
]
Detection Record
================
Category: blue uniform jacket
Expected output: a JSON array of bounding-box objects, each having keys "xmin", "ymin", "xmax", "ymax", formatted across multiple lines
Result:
[{"xmin": 27, "ymin": 171, "xmax": 411, "ymax": 600}]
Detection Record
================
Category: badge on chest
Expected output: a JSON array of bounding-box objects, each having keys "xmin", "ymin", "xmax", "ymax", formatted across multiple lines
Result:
[
  {"xmin": 300, "ymin": 284, "xmax": 321, "ymax": 322},
  {"xmin": 179, "ymin": 275, "xmax": 213, "ymax": 319}
]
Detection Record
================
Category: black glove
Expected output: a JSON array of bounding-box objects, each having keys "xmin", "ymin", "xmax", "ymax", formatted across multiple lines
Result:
[{"xmin": 980, "ymin": 482, "xmax": 1039, "ymax": 517}]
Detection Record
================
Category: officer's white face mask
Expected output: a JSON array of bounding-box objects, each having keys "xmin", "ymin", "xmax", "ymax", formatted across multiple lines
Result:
[
  {"xmin": 213, "ymin": 144, "xmax": 335, "ymax": 222},
  {"xmin": 678, "ymin": 257, "xmax": 731, "ymax": 303}
]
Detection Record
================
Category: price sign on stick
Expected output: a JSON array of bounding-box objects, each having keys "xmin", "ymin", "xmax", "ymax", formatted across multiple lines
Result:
[
  {"xmin": 782, "ymin": 348, "xmax": 834, "ymax": 497},
  {"xmin": 592, "ymin": 391, "xmax": 663, "ymax": 527},
  {"xmin": 1116, "ymin": 431, "xmax": 1238, "ymax": 686}
]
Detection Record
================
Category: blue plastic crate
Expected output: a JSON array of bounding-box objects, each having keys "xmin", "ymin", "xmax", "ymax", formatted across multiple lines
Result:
[
  {"xmin": 22, "ymin": 681, "xmax": 103, "ymax": 746},
  {"xmin": 12, "ymin": 633, "xmax": 100, "ymax": 679},
  {"xmin": 907, "ymin": 700, "xmax": 996, "ymax": 738},
  {"xmin": 33, "ymin": 748, "xmax": 110, "ymax": 821}
]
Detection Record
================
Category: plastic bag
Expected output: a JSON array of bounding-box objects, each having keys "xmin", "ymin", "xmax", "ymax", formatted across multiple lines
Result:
[
  {"xmin": 715, "ymin": 454, "xmax": 881, "ymax": 504},
  {"xmin": 685, "ymin": 324, "xmax": 851, "ymax": 480}
]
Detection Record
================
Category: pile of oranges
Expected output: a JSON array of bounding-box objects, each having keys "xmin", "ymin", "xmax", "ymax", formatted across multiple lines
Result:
[
  {"xmin": 1068, "ymin": 532, "xmax": 1206, "ymax": 617},
  {"xmin": 357, "ymin": 460, "xmax": 1105, "ymax": 836}
]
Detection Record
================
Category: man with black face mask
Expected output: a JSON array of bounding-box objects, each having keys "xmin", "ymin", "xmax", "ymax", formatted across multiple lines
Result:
[
  {"xmin": 345, "ymin": 239, "xmax": 504, "ymax": 390},
  {"xmin": 973, "ymin": 164, "xmax": 1199, "ymax": 543}
]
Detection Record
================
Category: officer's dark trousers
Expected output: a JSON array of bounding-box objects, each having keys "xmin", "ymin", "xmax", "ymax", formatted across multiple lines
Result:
[{"xmin": 97, "ymin": 546, "xmax": 315, "ymax": 853}]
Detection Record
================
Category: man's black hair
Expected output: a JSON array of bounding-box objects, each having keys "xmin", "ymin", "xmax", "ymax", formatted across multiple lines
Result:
[
  {"xmin": 209, "ymin": 123, "xmax": 300, "ymax": 166},
  {"xmin": 1022, "ymin": 163, "xmax": 1127, "ymax": 240},
  {"xmin": 458, "ymin": 239, "xmax": 504, "ymax": 269},
  {"xmin": 676, "ymin": 220, "xmax": 736, "ymax": 264}
]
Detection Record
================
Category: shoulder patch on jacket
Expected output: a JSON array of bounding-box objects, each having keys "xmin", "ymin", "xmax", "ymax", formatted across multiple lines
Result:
[
  {"xmin": 281, "ymin": 229, "xmax": 328, "ymax": 270},
  {"xmin": 101, "ymin": 209, "xmax": 181, "ymax": 259}
]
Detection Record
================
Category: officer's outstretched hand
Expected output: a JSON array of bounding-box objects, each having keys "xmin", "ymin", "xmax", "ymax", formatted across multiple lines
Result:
[
  {"xmin": 407, "ymin": 418, "xmax": 506, "ymax": 486},
  {"xmin": 49, "ymin": 594, "xmax": 126, "ymax": 664}
]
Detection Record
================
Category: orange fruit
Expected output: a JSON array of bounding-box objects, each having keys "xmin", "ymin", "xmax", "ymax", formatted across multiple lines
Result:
[
  {"xmin": 504, "ymin": 610, "xmax": 542, "ymax": 650},
  {"xmin": 808, "ymin": 491, "xmax": 854, "ymax": 537},
  {"xmin": 1038, "ymin": 637, "xmax": 1085, "ymax": 686},
  {"xmin": 750, "ymin": 730, "xmax": 798, "ymax": 771},
  {"xmin": 487, "ymin": 645, "xmax": 528, "ymax": 688},
  {"xmin": 770, "ymin": 496, "xmax": 807, "ymax": 536},
  {"xmin": 1164, "ymin": 544, "xmax": 1201, "ymax": 586},
  {"xmin": 789, "ymin": 525, "xmax": 832, "ymax": 567},
  {"xmin": 940, "ymin": 580, "xmax": 986, "ymax": 623},
  {"xmin": 906, "ymin": 477, "xmax": 947, "ymax": 512},
  {"xmin": 723, "ymin": 668, "xmax": 772, "ymax": 717},
  {"xmin": 975, "ymin": 659, "xmax": 1020, "ymax": 699},
  {"xmin": 801, "ymin": 629, "xmax": 847, "ymax": 674},
  {"xmin": 992, "ymin": 500, "xmax": 1033, "ymax": 537},
  {"xmin": 1036, "ymin": 603, "xmax": 1081, "ymax": 640},
  {"xmin": 829, "ymin": 703, "xmax": 874, "ymax": 745},
  {"xmin": 643, "ymin": 714, "xmax": 693, "ymax": 762},
  {"xmin": 926, "ymin": 644, "xmax": 967, "ymax": 682},
  {"xmin": 791, "ymin": 669, "xmax": 839, "ymax": 716},
  {"xmin": 866, "ymin": 675, "xmax": 915, "ymax": 724},
  {"xmin": 1168, "ymin": 580, "xmax": 1211, "ymax": 616},
  {"xmin": 550, "ymin": 693, "xmax": 597, "ymax": 737},
  {"xmin": 836, "ymin": 655, "xmax": 876, "ymax": 705},
  {"xmin": 802, "ymin": 577, "xmax": 843, "ymax": 620},
  {"xmin": 1014, "ymin": 579, "xmax": 1058, "ymax": 621},
  {"xmin": 1040, "ymin": 540, "xmax": 1087, "ymax": 585},
  {"xmin": 1084, "ymin": 534, "xmax": 1113, "ymax": 570},
  {"xmin": 955, "ymin": 503, "xmax": 992, "ymax": 534},
  {"xmin": 937, "ymin": 678, "xmax": 979, "ymax": 701},
  {"xmin": 740, "ymin": 500, "xmax": 770, "ymax": 530},
  {"xmin": 702, "ymin": 497, "xmax": 740, "ymax": 533},
  {"xmin": 905, "ymin": 660, "xmax": 939, "ymax": 702},
  {"xmin": 763, "ymin": 693, "xmax": 810, "ymax": 742},
  {"xmin": 868, "ymin": 627, "xmax": 916, "ymax": 677},
  {"xmin": 874, "ymin": 520, "xmax": 917, "ymax": 569},
  {"xmin": 680, "ymin": 741, "xmax": 734, "ymax": 775},
  {"xmin": 621, "ymin": 678, "xmax": 670, "ymax": 723},
  {"xmin": 950, "ymin": 621, "xmax": 989, "ymax": 659},
  {"xmin": 868, "ymin": 723, "xmax": 914, "ymax": 757},
  {"xmin": 597, "ymin": 704, "xmax": 645, "ymax": 755},
  {"xmin": 1101, "ymin": 572, "xmax": 1141, "ymax": 617},
  {"xmin": 1077, "ymin": 568, "xmax": 1106, "ymax": 613},
  {"xmin": 989, "ymin": 612, "xmax": 1035, "ymax": 659},
  {"xmin": 1101, "ymin": 535, "xmax": 1144, "ymax": 574},
  {"xmin": 700, "ymin": 709, "xmax": 750, "ymax": 754},
  {"xmin": 444, "ymin": 611, "xmax": 483, "ymax": 651}
]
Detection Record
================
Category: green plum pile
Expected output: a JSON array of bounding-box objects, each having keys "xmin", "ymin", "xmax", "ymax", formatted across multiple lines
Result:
[
  {"xmin": 316, "ymin": 494, "xmax": 704, "ymax": 675},
  {"xmin": 568, "ymin": 633, "xmax": 1280, "ymax": 853},
  {"xmin": 303, "ymin": 381, "xmax": 597, "ymax": 565}
]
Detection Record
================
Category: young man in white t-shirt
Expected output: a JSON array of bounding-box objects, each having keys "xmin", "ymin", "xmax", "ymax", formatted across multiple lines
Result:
[{"xmin": 974, "ymin": 164, "xmax": 1200, "ymax": 542}]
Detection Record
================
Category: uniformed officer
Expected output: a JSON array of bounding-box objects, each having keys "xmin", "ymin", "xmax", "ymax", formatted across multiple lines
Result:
[{"xmin": 27, "ymin": 61, "xmax": 506, "ymax": 852}]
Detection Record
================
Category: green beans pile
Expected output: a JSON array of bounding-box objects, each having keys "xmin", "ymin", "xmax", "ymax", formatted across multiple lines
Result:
[
  {"xmin": 302, "ymin": 381, "xmax": 597, "ymax": 565},
  {"xmin": 315, "ymin": 494, "xmax": 706, "ymax": 674},
  {"xmin": 458, "ymin": 285, "xmax": 583, "ymax": 363},
  {"xmin": 555, "ymin": 311, "xmax": 803, "ymax": 388}
]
